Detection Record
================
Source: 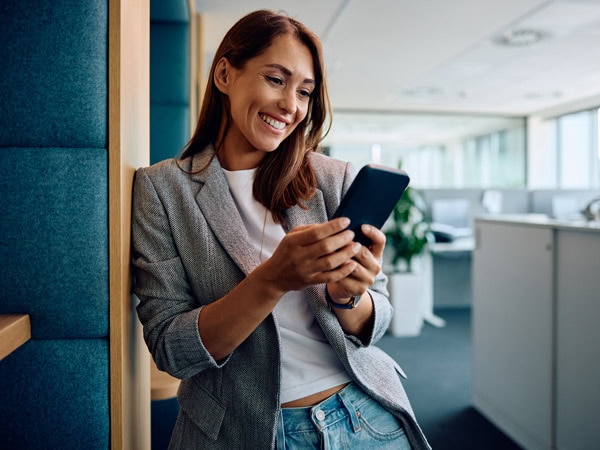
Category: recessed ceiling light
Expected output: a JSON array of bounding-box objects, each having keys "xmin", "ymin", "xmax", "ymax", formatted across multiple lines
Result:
[
  {"xmin": 522, "ymin": 91, "xmax": 563, "ymax": 100},
  {"xmin": 401, "ymin": 86, "xmax": 444, "ymax": 97},
  {"xmin": 492, "ymin": 28, "xmax": 550, "ymax": 47},
  {"xmin": 398, "ymin": 87, "xmax": 469, "ymax": 100}
]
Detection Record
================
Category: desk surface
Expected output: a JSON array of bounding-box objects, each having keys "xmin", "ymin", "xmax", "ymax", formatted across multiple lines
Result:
[
  {"xmin": 430, "ymin": 236, "xmax": 475, "ymax": 254},
  {"xmin": 0, "ymin": 314, "xmax": 31, "ymax": 360}
]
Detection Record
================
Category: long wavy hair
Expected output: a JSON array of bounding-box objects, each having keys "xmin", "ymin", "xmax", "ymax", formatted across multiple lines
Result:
[{"xmin": 180, "ymin": 9, "xmax": 332, "ymax": 223}]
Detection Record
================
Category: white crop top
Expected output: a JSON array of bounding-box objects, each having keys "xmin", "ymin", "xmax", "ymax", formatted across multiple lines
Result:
[{"xmin": 223, "ymin": 168, "xmax": 351, "ymax": 403}]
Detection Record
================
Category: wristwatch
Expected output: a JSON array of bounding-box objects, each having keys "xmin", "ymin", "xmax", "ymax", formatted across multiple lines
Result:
[{"xmin": 326, "ymin": 290, "xmax": 362, "ymax": 310}]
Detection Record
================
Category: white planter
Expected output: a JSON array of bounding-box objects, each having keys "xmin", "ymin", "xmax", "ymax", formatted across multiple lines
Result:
[{"xmin": 388, "ymin": 271, "xmax": 424, "ymax": 337}]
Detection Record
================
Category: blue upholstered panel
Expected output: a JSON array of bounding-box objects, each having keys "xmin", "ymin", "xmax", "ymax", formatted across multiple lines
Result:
[
  {"xmin": 151, "ymin": 0, "xmax": 190, "ymax": 22},
  {"xmin": 150, "ymin": 106, "xmax": 190, "ymax": 164},
  {"xmin": 0, "ymin": 148, "xmax": 108, "ymax": 339},
  {"xmin": 0, "ymin": 339, "xmax": 109, "ymax": 449},
  {"xmin": 0, "ymin": 1, "xmax": 107, "ymax": 148},
  {"xmin": 151, "ymin": 23, "xmax": 190, "ymax": 104},
  {"xmin": 152, "ymin": 397, "xmax": 180, "ymax": 450}
]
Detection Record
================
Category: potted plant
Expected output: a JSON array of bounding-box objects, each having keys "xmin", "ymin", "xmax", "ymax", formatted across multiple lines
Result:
[
  {"xmin": 383, "ymin": 164, "xmax": 434, "ymax": 336},
  {"xmin": 385, "ymin": 185, "xmax": 431, "ymax": 273}
]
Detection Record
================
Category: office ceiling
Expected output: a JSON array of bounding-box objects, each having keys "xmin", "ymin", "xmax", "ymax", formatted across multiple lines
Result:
[
  {"xmin": 193, "ymin": 0, "xmax": 600, "ymax": 148},
  {"xmin": 194, "ymin": 0, "xmax": 600, "ymax": 116}
]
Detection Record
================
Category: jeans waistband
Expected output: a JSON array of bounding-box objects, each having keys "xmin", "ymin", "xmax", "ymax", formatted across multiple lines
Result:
[{"xmin": 279, "ymin": 382, "xmax": 367, "ymax": 433}]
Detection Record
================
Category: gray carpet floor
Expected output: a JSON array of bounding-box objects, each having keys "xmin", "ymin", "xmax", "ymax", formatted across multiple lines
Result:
[{"xmin": 377, "ymin": 308, "xmax": 523, "ymax": 450}]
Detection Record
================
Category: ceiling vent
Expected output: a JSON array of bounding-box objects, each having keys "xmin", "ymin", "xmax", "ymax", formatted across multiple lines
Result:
[{"xmin": 492, "ymin": 28, "xmax": 550, "ymax": 47}]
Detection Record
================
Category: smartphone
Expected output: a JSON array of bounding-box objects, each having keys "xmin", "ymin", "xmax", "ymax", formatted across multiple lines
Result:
[{"xmin": 332, "ymin": 164, "xmax": 410, "ymax": 246}]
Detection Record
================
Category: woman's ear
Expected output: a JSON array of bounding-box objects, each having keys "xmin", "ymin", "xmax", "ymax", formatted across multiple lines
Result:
[{"xmin": 214, "ymin": 57, "xmax": 232, "ymax": 94}]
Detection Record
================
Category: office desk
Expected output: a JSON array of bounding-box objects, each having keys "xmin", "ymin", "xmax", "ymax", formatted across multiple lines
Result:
[
  {"xmin": 429, "ymin": 237, "xmax": 475, "ymax": 309},
  {"xmin": 430, "ymin": 236, "xmax": 475, "ymax": 254}
]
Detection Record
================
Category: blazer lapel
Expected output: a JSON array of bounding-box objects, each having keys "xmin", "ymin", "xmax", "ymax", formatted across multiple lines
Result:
[
  {"xmin": 284, "ymin": 189, "xmax": 327, "ymax": 230},
  {"xmin": 191, "ymin": 150, "xmax": 260, "ymax": 276}
]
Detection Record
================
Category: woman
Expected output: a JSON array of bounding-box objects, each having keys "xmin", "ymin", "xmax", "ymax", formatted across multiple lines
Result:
[{"xmin": 132, "ymin": 9, "xmax": 430, "ymax": 450}]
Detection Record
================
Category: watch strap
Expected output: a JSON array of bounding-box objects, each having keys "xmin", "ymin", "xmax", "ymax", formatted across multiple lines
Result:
[{"xmin": 325, "ymin": 290, "xmax": 361, "ymax": 309}]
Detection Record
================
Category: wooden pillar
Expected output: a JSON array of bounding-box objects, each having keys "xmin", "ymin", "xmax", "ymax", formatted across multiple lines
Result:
[{"xmin": 108, "ymin": 0, "xmax": 151, "ymax": 448}]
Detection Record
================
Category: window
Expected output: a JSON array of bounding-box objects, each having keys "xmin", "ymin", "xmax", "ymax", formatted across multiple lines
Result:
[
  {"xmin": 551, "ymin": 108, "xmax": 600, "ymax": 189},
  {"xmin": 324, "ymin": 112, "xmax": 526, "ymax": 188}
]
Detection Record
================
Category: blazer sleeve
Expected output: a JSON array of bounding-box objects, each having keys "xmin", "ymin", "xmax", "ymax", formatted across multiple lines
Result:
[{"xmin": 131, "ymin": 167, "xmax": 231, "ymax": 379}]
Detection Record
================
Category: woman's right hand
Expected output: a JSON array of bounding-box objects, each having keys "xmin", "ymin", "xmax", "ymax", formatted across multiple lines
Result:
[
  {"xmin": 256, "ymin": 217, "xmax": 362, "ymax": 295},
  {"xmin": 198, "ymin": 217, "xmax": 360, "ymax": 361}
]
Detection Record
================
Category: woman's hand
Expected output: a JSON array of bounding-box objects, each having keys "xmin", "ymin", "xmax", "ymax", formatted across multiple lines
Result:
[
  {"xmin": 326, "ymin": 224, "xmax": 385, "ymax": 303},
  {"xmin": 255, "ymin": 217, "xmax": 362, "ymax": 295},
  {"xmin": 199, "ymin": 217, "xmax": 362, "ymax": 361},
  {"xmin": 325, "ymin": 224, "xmax": 386, "ymax": 340}
]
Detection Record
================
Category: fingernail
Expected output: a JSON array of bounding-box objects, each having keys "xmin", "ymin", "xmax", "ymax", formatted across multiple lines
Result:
[
  {"xmin": 362, "ymin": 224, "xmax": 371, "ymax": 233},
  {"xmin": 341, "ymin": 217, "xmax": 351, "ymax": 227},
  {"xmin": 352, "ymin": 242, "xmax": 361, "ymax": 252}
]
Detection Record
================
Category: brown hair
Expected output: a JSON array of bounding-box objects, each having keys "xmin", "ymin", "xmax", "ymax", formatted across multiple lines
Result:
[{"xmin": 180, "ymin": 9, "xmax": 331, "ymax": 223}]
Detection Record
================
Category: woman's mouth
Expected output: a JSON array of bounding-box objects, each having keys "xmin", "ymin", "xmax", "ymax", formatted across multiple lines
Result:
[{"xmin": 259, "ymin": 113, "xmax": 286, "ymax": 130}]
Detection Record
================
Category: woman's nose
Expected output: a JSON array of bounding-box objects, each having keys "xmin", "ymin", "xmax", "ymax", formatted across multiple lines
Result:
[{"xmin": 277, "ymin": 88, "xmax": 297, "ymax": 114}]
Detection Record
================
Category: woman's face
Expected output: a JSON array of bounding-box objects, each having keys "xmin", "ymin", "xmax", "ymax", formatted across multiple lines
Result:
[{"xmin": 216, "ymin": 34, "xmax": 315, "ymax": 170}]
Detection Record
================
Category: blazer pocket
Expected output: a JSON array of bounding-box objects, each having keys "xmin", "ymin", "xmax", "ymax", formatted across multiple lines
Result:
[{"xmin": 178, "ymin": 379, "xmax": 226, "ymax": 441}]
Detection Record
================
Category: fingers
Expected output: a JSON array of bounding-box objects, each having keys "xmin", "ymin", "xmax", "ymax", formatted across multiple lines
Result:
[
  {"xmin": 285, "ymin": 218, "xmax": 357, "ymax": 268},
  {"xmin": 263, "ymin": 218, "xmax": 360, "ymax": 292},
  {"xmin": 339, "ymin": 225, "xmax": 385, "ymax": 290},
  {"xmin": 264, "ymin": 220, "xmax": 384, "ymax": 293},
  {"xmin": 287, "ymin": 217, "xmax": 351, "ymax": 246},
  {"xmin": 360, "ymin": 224, "xmax": 386, "ymax": 257},
  {"xmin": 313, "ymin": 240, "xmax": 362, "ymax": 273}
]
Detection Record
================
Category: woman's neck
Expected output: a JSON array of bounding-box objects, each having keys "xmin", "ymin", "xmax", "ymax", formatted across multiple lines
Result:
[{"xmin": 216, "ymin": 133, "xmax": 265, "ymax": 171}]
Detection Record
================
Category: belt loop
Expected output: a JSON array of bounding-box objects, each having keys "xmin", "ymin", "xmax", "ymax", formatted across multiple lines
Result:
[{"xmin": 337, "ymin": 385, "xmax": 361, "ymax": 433}]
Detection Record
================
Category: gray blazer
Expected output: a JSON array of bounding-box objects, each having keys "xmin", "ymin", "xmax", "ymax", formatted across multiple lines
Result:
[{"xmin": 132, "ymin": 148, "xmax": 430, "ymax": 449}]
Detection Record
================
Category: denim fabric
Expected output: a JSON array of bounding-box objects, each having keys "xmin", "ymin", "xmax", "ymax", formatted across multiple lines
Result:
[{"xmin": 277, "ymin": 383, "xmax": 412, "ymax": 449}]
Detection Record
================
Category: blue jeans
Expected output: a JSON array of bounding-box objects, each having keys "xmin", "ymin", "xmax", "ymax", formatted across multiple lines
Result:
[{"xmin": 276, "ymin": 383, "xmax": 412, "ymax": 449}]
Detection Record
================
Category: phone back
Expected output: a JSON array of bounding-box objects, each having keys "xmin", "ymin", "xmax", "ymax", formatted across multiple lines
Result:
[{"xmin": 333, "ymin": 164, "xmax": 410, "ymax": 245}]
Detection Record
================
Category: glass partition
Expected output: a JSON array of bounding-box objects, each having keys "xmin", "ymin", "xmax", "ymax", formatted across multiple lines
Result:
[{"xmin": 322, "ymin": 111, "xmax": 527, "ymax": 189}]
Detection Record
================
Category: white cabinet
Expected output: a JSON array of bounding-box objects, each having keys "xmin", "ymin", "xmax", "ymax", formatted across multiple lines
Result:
[
  {"xmin": 555, "ymin": 231, "xmax": 600, "ymax": 450},
  {"xmin": 472, "ymin": 222, "xmax": 554, "ymax": 450},
  {"xmin": 472, "ymin": 217, "xmax": 600, "ymax": 450}
]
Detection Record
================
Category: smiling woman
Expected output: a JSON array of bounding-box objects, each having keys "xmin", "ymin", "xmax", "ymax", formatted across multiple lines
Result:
[
  {"xmin": 211, "ymin": 33, "xmax": 315, "ymax": 169},
  {"xmin": 132, "ymin": 9, "xmax": 430, "ymax": 449}
]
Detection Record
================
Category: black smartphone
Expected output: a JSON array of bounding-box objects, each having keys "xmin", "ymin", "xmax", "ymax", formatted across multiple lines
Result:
[{"xmin": 332, "ymin": 164, "xmax": 410, "ymax": 246}]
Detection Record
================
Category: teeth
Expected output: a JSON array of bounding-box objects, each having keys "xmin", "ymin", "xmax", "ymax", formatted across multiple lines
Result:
[{"xmin": 260, "ymin": 114, "xmax": 286, "ymax": 130}]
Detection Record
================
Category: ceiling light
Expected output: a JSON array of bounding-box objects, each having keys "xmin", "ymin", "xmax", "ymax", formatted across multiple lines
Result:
[
  {"xmin": 398, "ymin": 87, "xmax": 469, "ymax": 100},
  {"xmin": 401, "ymin": 86, "xmax": 444, "ymax": 97},
  {"xmin": 522, "ymin": 91, "xmax": 563, "ymax": 100},
  {"xmin": 493, "ymin": 28, "xmax": 550, "ymax": 47}
]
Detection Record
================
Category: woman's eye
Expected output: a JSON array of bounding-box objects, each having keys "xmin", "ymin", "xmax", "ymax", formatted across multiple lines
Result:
[
  {"xmin": 267, "ymin": 76, "xmax": 284, "ymax": 86},
  {"xmin": 298, "ymin": 89, "xmax": 312, "ymax": 99}
]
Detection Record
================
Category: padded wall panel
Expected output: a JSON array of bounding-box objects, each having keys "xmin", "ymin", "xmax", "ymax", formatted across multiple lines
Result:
[
  {"xmin": 0, "ymin": 339, "xmax": 109, "ymax": 449},
  {"xmin": 0, "ymin": 148, "xmax": 108, "ymax": 339},
  {"xmin": 0, "ymin": 0, "xmax": 107, "ymax": 148},
  {"xmin": 151, "ymin": 0, "xmax": 190, "ymax": 22},
  {"xmin": 150, "ymin": 105, "xmax": 190, "ymax": 164},
  {"xmin": 151, "ymin": 23, "xmax": 190, "ymax": 104}
]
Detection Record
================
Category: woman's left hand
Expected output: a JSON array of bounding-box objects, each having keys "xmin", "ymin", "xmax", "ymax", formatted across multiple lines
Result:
[{"xmin": 326, "ymin": 224, "xmax": 386, "ymax": 304}]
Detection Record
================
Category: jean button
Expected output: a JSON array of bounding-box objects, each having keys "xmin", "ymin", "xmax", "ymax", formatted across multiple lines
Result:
[{"xmin": 315, "ymin": 409, "xmax": 326, "ymax": 421}]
